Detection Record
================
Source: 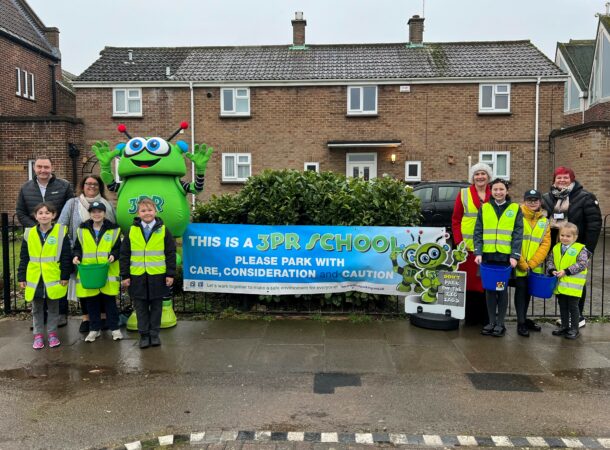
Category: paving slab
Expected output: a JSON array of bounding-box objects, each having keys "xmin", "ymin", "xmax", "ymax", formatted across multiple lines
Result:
[
  {"xmin": 263, "ymin": 321, "xmax": 325, "ymax": 345},
  {"xmin": 388, "ymin": 343, "xmax": 473, "ymax": 373},
  {"xmin": 324, "ymin": 339, "xmax": 394, "ymax": 374},
  {"xmin": 249, "ymin": 344, "xmax": 325, "ymax": 373}
]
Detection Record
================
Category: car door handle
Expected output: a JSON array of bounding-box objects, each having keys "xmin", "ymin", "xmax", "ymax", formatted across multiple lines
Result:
[{"xmin": 422, "ymin": 209, "xmax": 434, "ymax": 214}]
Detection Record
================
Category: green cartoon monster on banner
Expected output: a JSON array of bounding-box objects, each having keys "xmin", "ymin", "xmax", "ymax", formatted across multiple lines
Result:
[{"xmin": 93, "ymin": 122, "xmax": 213, "ymax": 330}]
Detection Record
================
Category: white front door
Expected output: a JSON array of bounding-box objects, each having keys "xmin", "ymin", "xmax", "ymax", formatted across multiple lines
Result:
[{"xmin": 346, "ymin": 153, "xmax": 377, "ymax": 181}]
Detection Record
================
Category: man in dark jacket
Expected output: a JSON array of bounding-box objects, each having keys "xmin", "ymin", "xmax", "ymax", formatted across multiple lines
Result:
[
  {"xmin": 542, "ymin": 166, "xmax": 602, "ymax": 327},
  {"xmin": 16, "ymin": 156, "xmax": 73, "ymax": 326},
  {"xmin": 16, "ymin": 157, "xmax": 74, "ymax": 227}
]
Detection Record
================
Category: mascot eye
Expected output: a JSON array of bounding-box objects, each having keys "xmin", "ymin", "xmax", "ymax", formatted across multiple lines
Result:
[
  {"xmin": 429, "ymin": 248, "xmax": 440, "ymax": 259},
  {"xmin": 419, "ymin": 254, "xmax": 430, "ymax": 264},
  {"xmin": 405, "ymin": 249, "xmax": 416, "ymax": 260},
  {"xmin": 146, "ymin": 138, "xmax": 170, "ymax": 155},
  {"xmin": 125, "ymin": 138, "xmax": 146, "ymax": 156}
]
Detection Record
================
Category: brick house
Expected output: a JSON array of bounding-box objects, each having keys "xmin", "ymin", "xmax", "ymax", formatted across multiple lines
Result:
[
  {"xmin": 73, "ymin": 14, "xmax": 565, "ymax": 207},
  {"xmin": 0, "ymin": 0, "xmax": 84, "ymax": 220},
  {"xmin": 553, "ymin": 14, "xmax": 610, "ymax": 216}
]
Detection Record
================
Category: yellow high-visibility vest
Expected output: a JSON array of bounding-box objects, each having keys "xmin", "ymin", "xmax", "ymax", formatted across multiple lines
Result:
[
  {"xmin": 515, "ymin": 217, "xmax": 549, "ymax": 277},
  {"xmin": 24, "ymin": 224, "xmax": 68, "ymax": 302},
  {"xmin": 129, "ymin": 225, "xmax": 166, "ymax": 275},
  {"xmin": 481, "ymin": 202, "xmax": 519, "ymax": 254},
  {"xmin": 460, "ymin": 188, "xmax": 480, "ymax": 252},
  {"xmin": 76, "ymin": 227, "xmax": 121, "ymax": 297},
  {"xmin": 553, "ymin": 243, "xmax": 588, "ymax": 297}
]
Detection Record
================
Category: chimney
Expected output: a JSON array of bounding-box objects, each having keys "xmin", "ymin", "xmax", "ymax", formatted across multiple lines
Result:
[
  {"xmin": 292, "ymin": 12, "xmax": 306, "ymax": 47},
  {"xmin": 128, "ymin": 49, "xmax": 133, "ymax": 61},
  {"xmin": 408, "ymin": 15, "xmax": 424, "ymax": 45},
  {"xmin": 44, "ymin": 27, "xmax": 59, "ymax": 49}
]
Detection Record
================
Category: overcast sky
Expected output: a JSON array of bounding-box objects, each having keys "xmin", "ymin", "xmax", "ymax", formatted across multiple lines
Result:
[{"xmin": 28, "ymin": 0, "xmax": 603, "ymax": 76}]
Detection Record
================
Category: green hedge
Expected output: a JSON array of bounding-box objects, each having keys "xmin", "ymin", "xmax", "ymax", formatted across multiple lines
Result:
[
  {"xmin": 194, "ymin": 170, "xmax": 421, "ymax": 226},
  {"xmin": 193, "ymin": 170, "xmax": 421, "ymax": 311}
]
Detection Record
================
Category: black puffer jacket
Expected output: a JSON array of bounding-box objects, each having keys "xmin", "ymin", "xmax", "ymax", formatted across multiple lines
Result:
[
  {"xmin": 119, "ymin": 217, "xmax": 176, "ymax": 300},
  {"xmin": 542, "ymin": 181, "xmax": 602, "ymax": 253},
  {"xmin": 16, "ymin": 175, "xmax": 74, "ymax": 227}
]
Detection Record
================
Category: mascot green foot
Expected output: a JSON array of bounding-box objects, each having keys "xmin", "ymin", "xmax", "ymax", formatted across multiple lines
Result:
[{"xmin": 126, "ymin": 299, "xmax": 178, "ymax": 331}]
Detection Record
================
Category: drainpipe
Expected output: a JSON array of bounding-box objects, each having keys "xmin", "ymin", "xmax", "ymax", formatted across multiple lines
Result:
[
  {"xmin": 50, "ymin": 64, "xmax": 57, "ymax": 115},
  {"xmin": 534, "ymin": 76, "xmax": 541, "ymax": 190},
  {"xmin": 189, "ymin": 81, "xmax": 196, "ymax": 207}
]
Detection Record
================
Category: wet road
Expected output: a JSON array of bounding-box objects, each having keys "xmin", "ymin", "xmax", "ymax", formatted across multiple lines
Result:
[{"xmin": 0, "ymin": 318, "xmax": 610, "ymax": 449}]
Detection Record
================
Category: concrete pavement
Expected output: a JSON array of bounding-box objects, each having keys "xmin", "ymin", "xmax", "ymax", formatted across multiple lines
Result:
[{"xmin": 0, "ymin": 316, "xmax": 610, "ymax": 449}]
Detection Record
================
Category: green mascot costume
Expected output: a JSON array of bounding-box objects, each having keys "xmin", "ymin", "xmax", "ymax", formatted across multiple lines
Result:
[{"xmin": 93, "ymin": 122, "xmax": 213, "ymax": 330}]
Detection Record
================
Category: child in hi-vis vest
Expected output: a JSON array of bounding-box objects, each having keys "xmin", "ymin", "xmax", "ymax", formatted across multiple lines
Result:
[
  {"xmin": 513, "ymin": 189, "xmax": 551, "ymax": 337},
  {"xmin": 120, "ymin": 198, "xmax": 176, "ymax": 349},
  {"xmin": 18, "ymin": 203, "xmax": 72, "ymax": 349},
  {"xmin": 474, "ymin": 178, "xmax": 523, "ymax": 337},
  {"xmin": 548, "ymin": 222, "xmax": 591, "ymax": 340},
  {"xmin": 72, "ymin": 201, "xmax": 123, "ymax": 343}
]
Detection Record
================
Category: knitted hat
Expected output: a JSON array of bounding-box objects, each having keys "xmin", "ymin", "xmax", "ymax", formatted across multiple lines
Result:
[
  {"xmin": 553, "ymin": 166, "xmax": 575, "ymax": 182},
  {"xmin": 469, "ymin": 163, "xmax": 493, "ymax": 182}
]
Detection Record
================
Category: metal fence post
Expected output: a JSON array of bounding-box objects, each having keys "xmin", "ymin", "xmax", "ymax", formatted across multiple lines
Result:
[{"xmin": 2, "ymin": 213, "xmax": 11, "ymax": 314}]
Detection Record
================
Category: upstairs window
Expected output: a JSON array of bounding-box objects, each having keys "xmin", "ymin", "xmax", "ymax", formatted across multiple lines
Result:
[
  {"xmin": 15, "ymin": 68, "xmax": 35, "ymax": 100},
  {"xmin": 479, "ymin": 84, "xmax": 510, "ymax": 113},
  {"xmin": 221, "ymin": 88, "xmax": 250, "ymax": 116},
  {"xmin": 113, "ymin": 88, "xmax": 141, "ymax": 116},
  {"xmin": 347, "ymin": 86, "xmax": 377, "ymax": 115},
  {"xmin": 222, "ymin": 153, "xmax": 251, "ymax": 182}
]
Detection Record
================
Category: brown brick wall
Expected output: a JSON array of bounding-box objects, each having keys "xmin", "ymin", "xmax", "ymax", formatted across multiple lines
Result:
[
  {"xmin": 75, "ymin": 81, "xmax": 564, "ymax": 205},
  {"xmin": 0, "ymin": 118, "xmax": 84, "ymax": 217},
  {"xmin": 0, "ymin": 36, "xmax": 57, "ymax": 117},
  {"xmin": 585, "ymin": 100, "xmax": 610, "ymax": 122},
  {"xmin": 563, "ymin": 111, "xmax": 583, "ymax": 127},
  {"xmin": 56, "ymin": 83, "xmax": 76, "ymax": 117},
  {"xmin": 552, "ymin": 125, "xmax": 610, "ymax": 217}
]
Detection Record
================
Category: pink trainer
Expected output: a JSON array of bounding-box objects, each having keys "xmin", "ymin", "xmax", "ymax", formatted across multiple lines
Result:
[
  {"xmin": 48, "ymin": 333, "xmax": 61, "ymax": 348},
  {"xmin": 33, "ymin": 334, "xmax": 44, "ymax": 350}
]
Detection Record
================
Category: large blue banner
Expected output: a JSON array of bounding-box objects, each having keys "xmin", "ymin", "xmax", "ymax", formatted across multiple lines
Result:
[{"xmin": 183, "ymin": 224, "xmax": 467, "ymax": 299}]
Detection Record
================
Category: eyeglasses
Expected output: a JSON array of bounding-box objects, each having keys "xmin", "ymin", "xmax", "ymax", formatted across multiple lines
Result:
[{"xmin": 84, "ymin": 183, "xmax": 99, "ymax": 187}]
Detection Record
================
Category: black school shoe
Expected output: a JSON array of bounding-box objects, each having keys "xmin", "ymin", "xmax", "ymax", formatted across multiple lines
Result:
[
  {"xmin": 525, "ymin": 319, "xmax": 541, "ymax": 332},
  {"xmin": 139, "ymin": 335, "xmax": 151, "ymax": 349},
  {"xmin": 552, "ymin": 327, "xmax": 569, "ymax": 336},
  {"xmin": 565, "ymin": 330, "xmax": 580, "ymax": 340},
  {"xmin": 492, "ymin": 325, "xmax": 506, "ymax": 337},
  {"xmin": 517, "ymin": 324, "xmax": 529, "ymax": 337},
  {"xmin": 150, "ymin": 335, "xmax": 161, "ymax": 347},
  {"xmin": 79, "ymin": 320, "xmax": 90, "ymax": 333}
]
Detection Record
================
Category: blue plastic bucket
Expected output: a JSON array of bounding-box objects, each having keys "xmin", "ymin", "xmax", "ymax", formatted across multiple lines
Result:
[
  {"xmin": 528, "ymin": 272, "xmax": 557, "ymax": 299},
  {"xmin": 480, "ymin": 263, "xmax": 512, "ymax": 291}
]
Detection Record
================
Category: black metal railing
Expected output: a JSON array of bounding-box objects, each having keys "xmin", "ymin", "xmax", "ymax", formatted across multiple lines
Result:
[{"xmin": 2, "ymin": 212, "xmax": 608, "ymax": 317}]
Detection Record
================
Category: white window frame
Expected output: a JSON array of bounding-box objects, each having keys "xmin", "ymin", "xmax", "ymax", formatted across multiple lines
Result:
[
  {"xmin": 479, "ymin": 151, "xmax": 510, "ymax": 180},
  {"xmin": 590, "ymin": 29, "xmax": 610, "ymax": 105},
  {"xmin": 220, "ymin": 87, "xmax": 250, "ymax": 116},
  {"xmin": 27, "ymin": 159, "xmax": 35, "ymax": 180},
  {"xmin": 404, "ymin": 161, "xmax": 422, "ymax": 182},
  {"xmin": 479, "ymin": 83, "xmax": 511, "ymax": 113},
  {"xmin": 113, "ymin": 88, "xmax": 142, "ymax": 116},
  {"xmin": 15, "ymin": 68, "xmax": 21, "ymax": 96},
  {"xmin": 304, "ymin": 162, "xmax": 319, "ymax": 172},
  {"xmin": 222, "ymin": 153, "xmax": 251, "ymax": 182},
  {"xmin": 22, "ymin": 70, "xmax": 29, "ymax": 98},
  {"xmin": 28, "ymin": 72, "xmax": 35, "ymax": 100},
  {"xmin": 347, "ymin": 86, "xmax": 378, "ymax": 115}
]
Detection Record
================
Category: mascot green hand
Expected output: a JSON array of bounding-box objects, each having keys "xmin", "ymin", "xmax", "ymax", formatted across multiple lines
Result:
[
  {"xmin": 92, "ymin": 141, "xmax": 121, "ymax": 186},
  {"xmin": 92, "ymin": 122, "xmax": 213, "ymax": 237}
]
